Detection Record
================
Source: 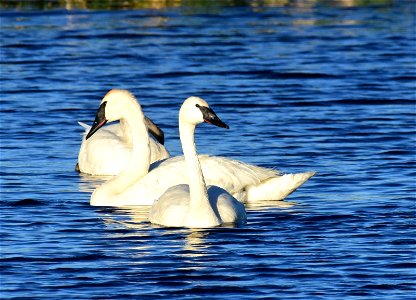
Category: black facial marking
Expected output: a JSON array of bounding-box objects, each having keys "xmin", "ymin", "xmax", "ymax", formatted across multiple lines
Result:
[
  {"xmin": 96, "ymin": 101, "xmax": 107, "ymax": 121},
  {"xmin": 196, "ymin": 104, "xmax": 229, "ymax": 129},
  {"xmin": 86, "ymin": 101, "xmax": 108, "ymax": 140}
]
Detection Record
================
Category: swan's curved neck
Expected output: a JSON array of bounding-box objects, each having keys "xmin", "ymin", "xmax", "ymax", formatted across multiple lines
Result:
[
  {"xmin": 98, "ymin": 103, "xmax": 150, "ymax": 198},
  {"xmin": 119, "ymin": 119, "xmax": 133, "ymax": 146},
  {"xmin": 179, "ymin": 121, "xmax": 218, "ymax": 220}
]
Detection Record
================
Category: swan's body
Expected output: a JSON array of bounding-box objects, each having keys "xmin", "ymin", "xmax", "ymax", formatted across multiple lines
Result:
[
  {"xmin": 96, "ymin": 154, "xmax": 313, "ymax": 206},
  {"xmin": 87, "ymin": 90, "xmax": 315, "ymax": 207},
  {"xmin": 149, "ymin": 97, "xmax": 246, "ymax": 228},
  {"xmin": 149, "ymin": 185, "xmax": 246, "ymax": 227},
  {"xmin": 77, "ymin": 104, "xmax": 170, "ymax": 176}
]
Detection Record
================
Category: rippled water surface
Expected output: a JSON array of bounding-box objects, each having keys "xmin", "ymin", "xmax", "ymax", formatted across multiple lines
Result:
[{"xmin": 1, "ymin": 2, "xmax": 415, "ymax": 299}]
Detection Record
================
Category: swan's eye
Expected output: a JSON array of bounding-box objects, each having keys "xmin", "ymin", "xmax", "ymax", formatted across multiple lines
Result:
[{"xmin": 195, "ymin": 104, "xmax": 200, "ymax": 108}]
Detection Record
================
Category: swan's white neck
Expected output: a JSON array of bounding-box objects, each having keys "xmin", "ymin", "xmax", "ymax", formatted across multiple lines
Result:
[
  {"xmin": 119, "ymin": 119, "xmax": 133, "ymax": 146},
  {"xmin": 92, "ymin": 102, "xmax": 150, "ymax": 203},
  {"xmin": 179, "ymin": 120, "xmax": 220, "ymax": 224}
]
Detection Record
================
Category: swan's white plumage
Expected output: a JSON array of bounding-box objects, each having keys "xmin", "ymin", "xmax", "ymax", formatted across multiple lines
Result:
[
  {"xmin": 91, "ymin": 154, "xmax": 314, "ymax": 206},
  {"xmin": 149, "ymin": 185, "xmax": 246, "ymax": 227},
  {"xmin": 149, "ymin": 97, "xmax": 246, "ymax": 228},
  {"xmin": 88, "ymin": 89, "xmax": 315, "ymax": 207},
  {"xmin": 77, "ymin": 110, "xmax": 170, "ymax": 176}
]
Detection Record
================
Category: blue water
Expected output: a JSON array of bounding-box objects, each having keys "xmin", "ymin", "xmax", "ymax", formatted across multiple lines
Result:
[{"xmin": 1, "ymin": 2, "xmax": 415, "ymax": 299}]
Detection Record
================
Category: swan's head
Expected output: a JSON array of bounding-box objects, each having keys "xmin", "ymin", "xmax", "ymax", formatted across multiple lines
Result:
[
  {"xmin": 179, "ymin": 96, "xmax": 229, "ymax": 129},
  {"xmin": 86, "ymin": 89, "xmax": 141, "ymax": 140}
]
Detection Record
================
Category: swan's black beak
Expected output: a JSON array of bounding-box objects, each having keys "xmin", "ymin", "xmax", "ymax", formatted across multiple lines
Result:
[
  {"xmin": 196, "ymin": 104, "xmax": 229, "ymax": 129},
  {"xmin": 86, "ymin": 102, "xmax": 108, "ymax": 140}
]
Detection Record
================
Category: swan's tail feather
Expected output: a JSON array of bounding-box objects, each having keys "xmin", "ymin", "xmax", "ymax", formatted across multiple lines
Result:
[
  {"xmin": 78, "ymin": 121, "xmax": 91, "ymax": 130},
  {"xmin": 246, "ymin": 171, "xmax": 315, "ymax": 201},
  {"xmin": 78, "ymin": 122, "xmax": 91, "ymax": 135}
]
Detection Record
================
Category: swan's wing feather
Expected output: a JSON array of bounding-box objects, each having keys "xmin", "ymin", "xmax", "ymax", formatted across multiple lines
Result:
[
  {"xmin": 129, "ymin": 154, "xmax": 281, "ymax": 204},
  {"xmin": 78, "ymin": 122, "xmax": 122, "ymax": 137},
  {"xmin": 78, "ymin": 121, "xmax": 91, "ymax": 133},
  {"xmin": 148, "ymin": 138, "xmax": 171, "ymax": 162},
  {"xmin": 149, "ymin": 185, "xmax": 190, "ymax": 226},
  {"xmin": 207, "ymin": 185, "xmax": 247, "ymax": 225},
  {"xmin": 79, "ymin": 142, "xmax": 131, "ymax": 176},
  {"xmin": 198, "ymin": 155, "xmax": 281, "ymax": 192},
  {"xmin": 78, "ymin": 126, "xmax": 131, "ymax": 175},
  {"xmin": 78, "ymin": 122, "xmax": 169, "ymax": 175}
]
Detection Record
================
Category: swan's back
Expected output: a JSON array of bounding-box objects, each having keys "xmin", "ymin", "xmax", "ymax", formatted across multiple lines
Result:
[
  {"xmin": 199, "ymin": 155, "xmax": 280, "ymax": 192},
  {"xmin": 127, "ymin": 154, "xmax": 281, "ymax": 205},
  {"xmin": 206, "ymin": 185, "xmax": 247, "ymax": 225},
  {"xmin": 78, "ymin": 123, "xmax": 170, "ymax": 176},
  {"xmin": 149, "ymin": 184, "xmax": 192, "ymax": 227},
  {"xmin": 78, "ymin": 123, "xmax": 131, "ymax": 175},
  {"xmin": 157, "ymin": 154, "xmax": 279, "ymax": 188}
]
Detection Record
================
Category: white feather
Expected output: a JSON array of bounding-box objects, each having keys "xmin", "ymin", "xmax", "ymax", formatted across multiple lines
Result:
[{"xmin": 77, "ymin": 108, "xmax": 170, "ymax": 176}]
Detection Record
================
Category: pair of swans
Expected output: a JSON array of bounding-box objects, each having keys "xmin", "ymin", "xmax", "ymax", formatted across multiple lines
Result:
[{"xmin": 80, "ymin": 90, "xmax": 315, "ymax": 227}]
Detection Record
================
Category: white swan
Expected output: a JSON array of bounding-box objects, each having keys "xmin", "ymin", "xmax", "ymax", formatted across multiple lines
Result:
[
  {"xmin": 149, "ymin": 97, "xmax": 247, "ymax": 228},
  {"xmin": 76, "ymin": 90, "xmax": 170, "ymax": 175},
  {"xmin": 87, "ymin": 89, "xmax": 315, "ymax": 207}
]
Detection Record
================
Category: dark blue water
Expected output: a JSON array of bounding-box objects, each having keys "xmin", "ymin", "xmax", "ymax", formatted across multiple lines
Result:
[{"xmin": 1, "ymin": 2, "xmax": 415, "ymax": 299}]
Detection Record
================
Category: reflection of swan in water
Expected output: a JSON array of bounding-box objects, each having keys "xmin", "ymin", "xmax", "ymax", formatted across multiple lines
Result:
[
  {"xmin": 182, "ymin": 230, "xmax": 210, "ymax": 256},
  {"xmin": 92, "ymin": 201, "xmax": 297, "ymax": 260},
  {"xmin": 96, "ymin": 206, "xmax": 153, "ymax": 254},
  {"xmin": 245, "ymin": 199, "xmax": 296, "ymax": 210},
  {"xmin": 123, "ymin": 206, "xmax": 152, "ymax": 225},
  {"xmin": 97, "ymin": 208, "xmax": 214, "ymax": 258},
  {"xmin": 78, "ymin": 173, "xmax": 111, "ymax": 193}
]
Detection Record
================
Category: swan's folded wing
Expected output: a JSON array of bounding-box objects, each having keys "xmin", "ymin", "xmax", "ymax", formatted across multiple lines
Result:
[
  {"xmin": 78, "ymin": 121, "xmax": 91, "ymax": 134},
  {"xmin": 137, "ymin": 154, "xmax": 281, "ymax": 199},
  {"xmin": 198, "ymin": 155, "xmax": 281, "ymax": 192},
  {"xmin": 78, "ymin": 125, "xmax": 131, "ymax": 175}
]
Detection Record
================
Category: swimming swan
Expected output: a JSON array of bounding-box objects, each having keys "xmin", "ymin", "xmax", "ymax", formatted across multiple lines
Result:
[
  {"xmin": 86, "ymin": 90, "xmax": 315, "ymax": 207},
  {"xmin": 149, "ymin": 97, "xmax": 247, "ymax": 228},
  {"xmin": 76, "ymin": 92, "xmax": 170, "ymax": 175}
]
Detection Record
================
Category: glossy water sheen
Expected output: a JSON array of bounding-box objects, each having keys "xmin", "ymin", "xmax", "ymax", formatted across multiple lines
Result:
[{"xmin": 1, "ymin": 2, "xmax": 415, "ymax": 299}]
